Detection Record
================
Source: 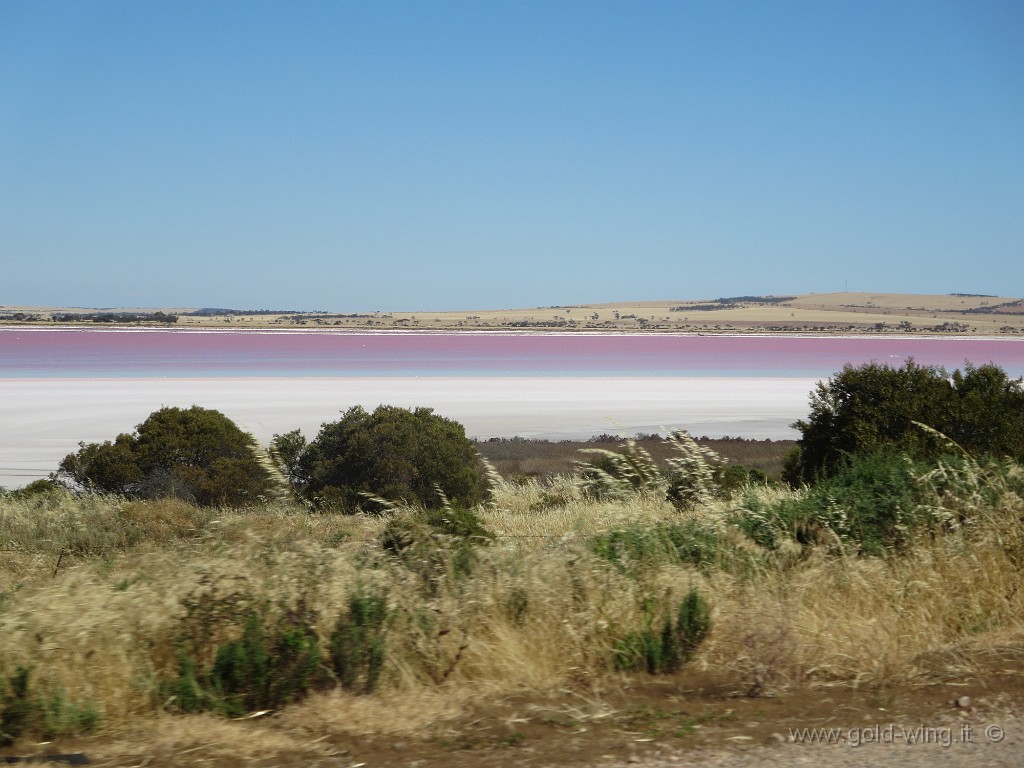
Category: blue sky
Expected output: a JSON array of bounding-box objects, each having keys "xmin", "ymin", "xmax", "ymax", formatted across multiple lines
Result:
[{"xmin": 2, "ymin": 1, "xmax": 1021, "ymax": 311}]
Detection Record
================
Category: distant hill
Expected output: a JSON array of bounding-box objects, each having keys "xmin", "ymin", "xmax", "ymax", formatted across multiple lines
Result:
[{"xmin": 3, "ymin": 292, "xmax": 1023, "ymax": 335}]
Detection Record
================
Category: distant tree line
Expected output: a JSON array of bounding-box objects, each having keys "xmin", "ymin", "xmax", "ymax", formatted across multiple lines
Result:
[
  {"xmin": 51, "ymin": 311, "xmax": 178, "ymax": 324},
  {"xmin": 186, "ymin": 308, "xmax": 307, "ymax": 316},
  {"xmin": 669, "ymin": 296, "xmax": 796, "ymax": 312}
]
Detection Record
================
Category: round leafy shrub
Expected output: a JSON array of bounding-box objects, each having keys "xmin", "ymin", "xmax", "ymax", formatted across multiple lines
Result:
[
  {"xmin": 786, "ymin": 361, "xmax": 1024, "ymax": 485},
  {"xmin": 296, "ymin": 405, "xmax": 486, "ymax": 512},
  {"xmin": 58, "ymin": 406, "xmax": 274, "ymax": 506}
]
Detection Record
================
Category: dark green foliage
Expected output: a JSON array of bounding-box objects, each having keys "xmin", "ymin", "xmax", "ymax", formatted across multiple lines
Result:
[
  {"xmin": 714, "ymin": 464, "xmax": 778, "ymax": 496},
  {"xmin": 270, "ymin": 428, "xmax": 307, "ymax": 485},
  {"xmin": 714, "ymin": 295, "xmax": 795, "ymax": 304},
  {"xmin": 422, "ymin": 505, "xmax": 496, "ymax": 542},
  {"xmin": 58, "ymin": 406, "xmax": 275, "ymax": 506},
  {"xmin": 504, "ymin": 587, "xmax": 530, "ymax": 626},
  {"xmin": 738, "ymin": 451, "xmax": 931, "ymax": 556},
  {"xmin": 786, "ymin": 361, "xmax": 1024, "ymax": 485},
  {"xmin": 0, "ymin": 667, "xmax": 31, "ymax": 745},
  {"xmin": 381, "ymin": 506, "xmax": 494, "ymax": 554},
  {"xmin": 613, "ymin": 588, "xmax": 711, "ymax": 674},
  {"xmin": 52, "ymin": 311, "xmax": 178, "ymax": 323},
  {"xmin": 4, "ymin": 478, "xmax": 66, "ymax": 500},
  {"xmin": 296, "ymin": 405, "xmax": 487, "ymax": 512},
  {"xmin": 164, "ymin": 653, "xmax": 206, "ymax": 714},
  {"xmin": 675, "ymin": 588, "xmax": 712, "ymax": 661},
  {"xmin": 0, "ymin": 667, "xmax": 99, "ymax": 745},
  {"xmin": 164, "ymin": 604, "xmax": 325, "ymax": 717},
  {"xmin": 330, "ymin": 591, "xmax": 389, "ymax": 693}
]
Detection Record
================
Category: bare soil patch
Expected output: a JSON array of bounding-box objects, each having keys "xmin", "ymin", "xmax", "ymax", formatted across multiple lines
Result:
[{"xmin": 7, "ymin": 651, "xmax": 1021, "ymax": 767}]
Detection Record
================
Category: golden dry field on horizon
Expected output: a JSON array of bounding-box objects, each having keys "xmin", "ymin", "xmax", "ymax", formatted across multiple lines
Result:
[{"xmin": 4, "ymin": 291, "xmax": 1024, "ymax": 335}]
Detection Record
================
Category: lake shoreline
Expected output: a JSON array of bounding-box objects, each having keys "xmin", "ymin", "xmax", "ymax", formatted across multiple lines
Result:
[
  {"xmin": 0, "ymin": 375, "xmax": 814, "ymax": 488},
  {"xmin": 2, "ymin": 323, "xmax": 1020, "ymax": 342}
]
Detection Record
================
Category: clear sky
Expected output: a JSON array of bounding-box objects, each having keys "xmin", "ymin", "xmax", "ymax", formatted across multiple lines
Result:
[{"xmin": 1, "ymin": 1, "xmax": 1021, "ymax": 311}]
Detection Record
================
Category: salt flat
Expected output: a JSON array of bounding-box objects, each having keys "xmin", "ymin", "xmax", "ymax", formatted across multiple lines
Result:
[{"xmin": 0, "ymin": 376, "xmax": 814, "ymax": 487}]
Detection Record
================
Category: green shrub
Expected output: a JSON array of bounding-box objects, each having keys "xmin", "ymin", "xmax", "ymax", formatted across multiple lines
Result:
[
  {"xmin": 591, "ymin": 521, "xmax": 724, "ymax": 572},
  {"xmin": 211, "ymin": 612, "xmax": 322, "ymax": 715},
  {"xmin": 330, "ymin": 591, "xmax": 388, "ymax": 693},
  {"xmin": 613, "ymin": 588, "xmax": 711, "ymax": 674},
  {"xmin": 296, "ymin": 405, "xmax": 487, "ymax": 512},
  {"xmin": 786, "ymin": 361, "xmax": 1024, "ymax": 485},
  {"xmin": 163, "ymin": 653, "xmax": 206, "ymax": 714},
  {"xmin": 737, "ymin": 451, "xmax": 931, "ymax": 556},
  {"xmin": 163, "ymin": 603, "xmax": 325, "ymax": 717},
  {"xmin": 58, "ymin": 406, "xmax": 275, "ymax": 506},
  {"xmin": 0, "ymin": 667, "xmax": 31, "ymax": 746},
  {"xmin": 0, "ymin": 667, "xmax": 99, "ymax": 745},
  {"xmin": 4, "ymin": 478, "xmax": 68, "ymax": 503},
  {"xmin": 714, "ymin": 464, "xmax": 778, "ymax": 496}
]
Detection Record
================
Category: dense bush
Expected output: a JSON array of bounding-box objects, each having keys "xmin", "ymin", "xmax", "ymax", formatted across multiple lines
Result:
[
  {"xmin": 613, "ymin": 588, "xmax": 711, "ymax": 674},
  {"xmin": 58, "ymin": 406, "xmax": 274, "ymax": 506},
  {"xmin": 739, "ymin": 450, "xmax": 933, "ymax": 556},
  {"xmin": 294, "ymin": 405, "xmax": 486, "ymax": 512},
  {"xmin": 330, "ymin": 591, "xmax": 389, "ymax": 694},
  {"xmin": 785, "ymin": 361, "xmax": 1024, "ymax": 484},
  {"xmin": 164, "ymin": 604, "xmax": 326, "ymax": 717}
]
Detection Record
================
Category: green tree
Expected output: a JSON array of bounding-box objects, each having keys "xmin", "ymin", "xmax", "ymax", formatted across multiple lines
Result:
[
  {"xmin": 785, "ymin": 360, "xmax": 1024, "ymax": 485},
  {"xmin": 295, "ymin": 405, "xmax": 486, "ymax": 511},
  {"xmin": 270, "ymin": 428, "xmax": 308, "ymax": 485},
  {"xmin": 59, "ymin": 406, "xmax": 274, "ymax": 506}
]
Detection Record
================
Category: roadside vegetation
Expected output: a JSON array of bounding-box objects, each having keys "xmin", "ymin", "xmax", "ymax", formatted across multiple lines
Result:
[{"xmin": 1, "ymin": 361, "xmax": 1022, "ymax": 755}]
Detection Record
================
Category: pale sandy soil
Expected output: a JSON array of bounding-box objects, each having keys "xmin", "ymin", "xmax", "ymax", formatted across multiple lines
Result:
[{"xmin": 4, "ymin": 292, "xmax": 1023, "ymax": 333}]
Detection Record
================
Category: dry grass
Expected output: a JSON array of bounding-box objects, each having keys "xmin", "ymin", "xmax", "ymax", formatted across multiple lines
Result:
[{"xmin": 1, "ymin": 462, "xmax": 1022, "ymax": 746}]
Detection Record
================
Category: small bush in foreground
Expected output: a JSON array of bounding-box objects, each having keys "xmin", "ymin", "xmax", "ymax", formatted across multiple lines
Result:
[
  {"xmin": 0, "ymin": 667, "xmax": 99, "ymax": 745},
  {"xmin": 590, "ymin": 521, "xmax": 727, "ymax": 573},
  {"xmin": 163, "ymin": 603, "xmax": 325, "ymax": 717},
  {"xmin": 330, "ymin": 591, "xmax": 389, "ymax": 694},
  {"xmin": 381, "ymin": 505, "xmax": 496, "ymax": 590},
  {"xmin": 613, "ymin": 588, "xmax": 711, "ymax": 674}
]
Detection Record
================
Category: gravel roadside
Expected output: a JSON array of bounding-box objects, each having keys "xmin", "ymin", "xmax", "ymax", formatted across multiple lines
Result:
[{"xmin": 606, "ymin": 711, "xmax": 1023, "ymax": 768}]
